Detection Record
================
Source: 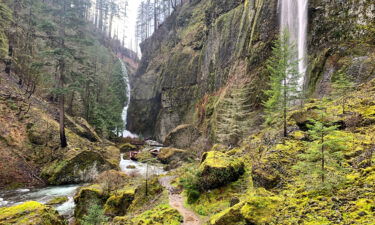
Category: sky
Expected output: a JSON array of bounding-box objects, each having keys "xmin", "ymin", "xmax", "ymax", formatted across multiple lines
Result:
[{"xmin": 125, "ymin": 0, "xmax": 141, "ymax": 52}]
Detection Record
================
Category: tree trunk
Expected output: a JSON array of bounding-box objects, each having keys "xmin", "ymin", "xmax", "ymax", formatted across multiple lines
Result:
[
  {"xmin": 59, "ymin": 59, "xmax": 67, "ymax": 148},
  {"xmin": 283, "ymin": 79, "xmax": 287, "ymax": 137}
]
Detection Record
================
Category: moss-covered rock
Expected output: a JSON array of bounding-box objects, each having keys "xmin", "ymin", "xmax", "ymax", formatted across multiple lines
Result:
[
  {"xmin": 210, "ymin": 190, "xmax": 281, "ymax": 225},
  {"xmin": 46, "ymin": 196, "xmax": 69, "ymax": 206},
  {"xmin": 41, "ymin": 150, "xmax": 117, "ymax": 185},
  {"xmin": 113, "ymin": 204, "xmax": 183, "ymax": 225},
  {"xmin": 74, "ymin": 184, "xmax": 107, "ymax": 219},
  {"xmin": 157, "ymin": 147, "xmax": 192, "ymax": 165},
  {"xmin": 0, "ymin": 201, "xmax": 66, "ymax": 225},
  {"xmin": 198, "ymin": 151, "xmax": 244, "ymax": 190},
  {"xmin": 104, "ymin": 188, "xmax": 135, "ymax": 216},
  {"xmin": 119, "ymin": 143, "xmax": 137, "ymax": 153}
]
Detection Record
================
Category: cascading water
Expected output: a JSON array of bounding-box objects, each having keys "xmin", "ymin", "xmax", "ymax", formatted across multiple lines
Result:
[
  {"xmin": 120, "ymin": 60, "xmax": 137, "ymax": 138},
  {"xmin": 279, "ymin": 0, "xmax": 308, "ymax": 89}
]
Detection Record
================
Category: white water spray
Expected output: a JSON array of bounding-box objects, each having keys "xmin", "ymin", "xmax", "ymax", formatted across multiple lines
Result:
[
  {"xmin": 120, "ymin": 60, "xmax": 137, "ymax": 138},
  {"xmin": 279, "ymin": 0, "xmax": 308, "ymax": 89}
]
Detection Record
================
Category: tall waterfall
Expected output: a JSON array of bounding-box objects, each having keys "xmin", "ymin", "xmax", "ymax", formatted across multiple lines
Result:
[
  {"xmin": 279, "ymin": 0, "xmax": 308, "ymax": 88},
  {"xmin": 120, "ymin": 60, "xmax": 137, "ymax": 138}
]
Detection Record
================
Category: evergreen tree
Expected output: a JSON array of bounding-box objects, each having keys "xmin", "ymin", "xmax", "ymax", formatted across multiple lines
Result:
[
  {"xmin": 293, "ymin": 110, "xmax": 348, "ymax": 192},
  {"xmin": 81, "ymin": 202, "xmax": 109, "ymax": 225},
  {"xmin": 263, "ymin": 31, "xmax": 301, "ymax": 137},
  {"xmin": 216, "ymin": 85, "xmax": 250, "ymax": 146},
  {"xmin": 331, "ymin": 72, "xmax": 355, "ymax": 114},
  {"xmin": 0, "ymin": 0, "xmax": 11, "ymax": 58}
]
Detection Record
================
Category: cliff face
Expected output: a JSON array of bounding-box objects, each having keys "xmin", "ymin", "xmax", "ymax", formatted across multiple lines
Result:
[{"xmin": 128, "ymin": 0, "xmax": 375, "ymax": 142}]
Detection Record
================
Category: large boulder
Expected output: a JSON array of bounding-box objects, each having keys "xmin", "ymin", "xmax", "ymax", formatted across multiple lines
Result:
[
  {"xmin": 163, "ymin": 124, "xmax": 200, "ymax": 149},
  {"xmin": 210, "ymin": 191, "xmax": 281, "ymax": 225},
  {"xmin": 65, "ymin": 116, "xmax": 101, "ymax": 142},
  {"xmin": 74, "ymin": 184, "xmax": 108, "ymax": 219},
  {"xmin": 104, "ymin": 189, "xmax": 135, "ymax": 216},
  {"xmin": 0, "ymin": 201, "xmax": 66, "ymax": 225},
  {"xmin": 198, "ymin": 151, "xmax": 245, "ymax": 190},
  {"xmin": 157, "ymin": 147, "xmax": 192, "ymax": 164},
  {"xmin": 41, "ymin": 150, "xmax": 118, "ymax": 185}
]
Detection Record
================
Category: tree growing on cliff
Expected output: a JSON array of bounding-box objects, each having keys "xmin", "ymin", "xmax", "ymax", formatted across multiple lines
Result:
[
  {"xmin": 263, "ymin": 31, "xmax": 301, "ymax": 137},
  {"xmin": 216, "ymin": 85, "xmax": 251, "ymax": 146},
  {"xmin": 331, "ymin": 72, "xmax": 355, "ymax": 114},
  {"xmin": 293, "ymin": 110, "xmax": 348, "ymax": 192}
]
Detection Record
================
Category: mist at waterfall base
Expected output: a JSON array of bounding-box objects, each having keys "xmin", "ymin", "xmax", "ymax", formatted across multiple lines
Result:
[
  {"xmin": 279, "ymin": 0, "xmax": 308, "ymax": 89},
  {"xmin": 120, "ymin": 60, "xmax": 138, "ymax": 139}
]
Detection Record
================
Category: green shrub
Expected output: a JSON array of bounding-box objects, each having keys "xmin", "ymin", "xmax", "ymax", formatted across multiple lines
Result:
[
  {"xmin": 179, "ymin": 167, "xmax": 201, "ymax": 204},
  {"xmin": 81, "ymin": 201, "xmax": 109, "ymax": 225}
]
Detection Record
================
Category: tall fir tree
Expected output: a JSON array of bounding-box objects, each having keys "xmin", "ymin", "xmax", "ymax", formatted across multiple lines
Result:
[{"xmin": 263, "ymin": 31, "xmax": 301, "ymax": 137}]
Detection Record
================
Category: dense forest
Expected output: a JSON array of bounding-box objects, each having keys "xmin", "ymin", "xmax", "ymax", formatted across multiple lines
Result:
[{"xmin": 0, "ymin": 0, "xmax": 374, "ymax": 225}]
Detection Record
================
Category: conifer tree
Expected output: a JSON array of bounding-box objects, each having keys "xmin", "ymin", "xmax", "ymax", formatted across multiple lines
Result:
[
  {"xmin": 263, "ymin": 31, "xmax": 301, "ymax": 137},
  {"xmin": 0, "ymin": 0, "xmax": 11, "ymax": 58},
  {"xmin": 293, "ymin": 109, "xmax": 348, "ymax": 192},
  {"xmin": 331, "ymin": 72, "xmax": 355, "ymax": 114},
  {"xmin": 216, "ymin": 85, "xmax": 250, "ymax": 146}
]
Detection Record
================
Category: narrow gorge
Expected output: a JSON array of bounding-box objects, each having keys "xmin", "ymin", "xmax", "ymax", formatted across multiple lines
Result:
[{"xmin": 0, "ymin": 0, "xmax": 374, "ymax": 224}]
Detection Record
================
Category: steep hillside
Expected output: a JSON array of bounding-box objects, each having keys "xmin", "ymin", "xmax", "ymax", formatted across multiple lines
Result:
[
  {"xmin": 128, "ymin": 0, "xmax": 375, "ymax": 145},
  {"xmin": 0, "ymin": 0, "xmax": 138, "ymax": 188}
]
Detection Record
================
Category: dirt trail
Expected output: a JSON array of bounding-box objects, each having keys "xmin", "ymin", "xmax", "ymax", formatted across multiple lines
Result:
[{"xmin": 159, "ymin": 176, "xmax": 202, "ymax": 225}]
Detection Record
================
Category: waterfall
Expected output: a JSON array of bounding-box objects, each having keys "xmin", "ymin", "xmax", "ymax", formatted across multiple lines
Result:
[
  {"xmin": 279, "ymin": 0, "xmax": 308, "ymax": 89},
  {"xmin": 120, "ymin": 60, "xmax": 137, "ymax": 138}
]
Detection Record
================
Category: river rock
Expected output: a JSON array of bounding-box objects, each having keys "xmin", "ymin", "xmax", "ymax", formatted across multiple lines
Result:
[{"xmin": 0, "ymin": 201, "xmax": 66, "ymax": 225}]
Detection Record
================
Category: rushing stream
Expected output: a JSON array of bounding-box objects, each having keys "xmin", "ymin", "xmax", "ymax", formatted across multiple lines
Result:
[{"xmin": 0, "ymin": 185, "xmax": 80, "ymax": 217}]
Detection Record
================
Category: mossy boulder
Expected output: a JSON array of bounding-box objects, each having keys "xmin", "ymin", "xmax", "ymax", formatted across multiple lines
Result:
[
  {"xmin": 46, "ymin": 196, "xmax": 69, "ymax": 206},
  {"xmin": 210, "ymin": 192, "xmax": 281, "ymax": 225},
  {"xmin": 291, "ymin": 106, "xmax": 345, "ymax": 131},
  {"xmin": 119, "ymin": 143, "xmax": 137, "ymax": 153},
  {"xmin": 113, "ymin": 204, "xmax": 183, "ymax": 225},
  {"xmin": 0, "ymin": 201, "xmax": 66, "ymax": 225},
  {"xmin": 163, "ymin": 124, "xmax": 200, "ymax": 149},
  {"xmin": 157, "ymin": 147, "xmax": 192, "ymax": 164},
  {"xmin": 41, "ymin": 150, "xmax": 117, "ymax": 185},
  {"xmin": 104, "ymin": 189, "xmax": 135, "ymax": 216},
  {"xmin": 198, "ymin": 151, "xmax": 245, "ymax": 190},
  {"xmin": 65, "ymin": 116, "xmax": 101, "ymax": 142},
  {"xmin": 74, "ymin": 184, "xmax": 107, "ymax": 219}
]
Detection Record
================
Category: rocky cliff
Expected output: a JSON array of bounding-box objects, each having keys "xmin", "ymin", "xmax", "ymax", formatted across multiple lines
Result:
[{"xmin": 128, "ymin": 0, "xmax": 375, "ymax": 143}]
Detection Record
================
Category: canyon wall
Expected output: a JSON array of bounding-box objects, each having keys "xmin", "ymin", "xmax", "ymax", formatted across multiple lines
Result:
[{"xmin": 128, "ymin": 0, "xmax": 375, "ymax": 143}]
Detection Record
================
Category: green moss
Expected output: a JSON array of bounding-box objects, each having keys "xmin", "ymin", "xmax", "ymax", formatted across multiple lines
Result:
[
  {"xmin": 119, "ymin": 143, "xmax": 137, "ymax": 152},
  {"xmin": 46, "ymin": 196, "xmax": 69, "ymax": 205},
  {"xmin": 128, "ymin": 204, "xmax": 183, "ymax": 225},
  {"xmin": 198, "ymin": 151, "xmax": 245, "ymax": 190},
  {"xmin": 0, "ymin": 201, "xmax": 65, "ymax": 225},
  {"xmin": 104, "ymin": 189, "xmax": 135, "ymax": 216}
]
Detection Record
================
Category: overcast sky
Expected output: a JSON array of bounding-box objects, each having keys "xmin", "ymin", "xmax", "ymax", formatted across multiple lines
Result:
[{"xmin": 125, "ymin": 0, "xmax": 141, "ymax": 52}]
